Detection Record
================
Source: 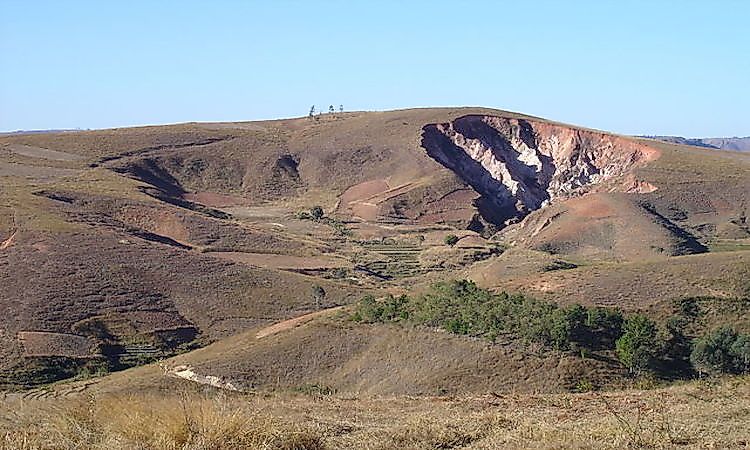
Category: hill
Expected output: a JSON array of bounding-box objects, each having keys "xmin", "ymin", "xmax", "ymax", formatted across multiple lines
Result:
[
  {"xmin": 643, "ymin": 135, "xmax": 750, "ymax": 152},
  {"xmin": 1, "ymin": 107, "xmax": 749, "ymax": 393}
]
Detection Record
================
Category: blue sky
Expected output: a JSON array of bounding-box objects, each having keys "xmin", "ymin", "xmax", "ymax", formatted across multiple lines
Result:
[{"xmin": 1, "ymin": 1, "xmax": 748, "ymax": 136}]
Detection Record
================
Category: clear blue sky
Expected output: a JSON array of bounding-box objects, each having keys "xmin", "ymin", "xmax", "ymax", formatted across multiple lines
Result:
[{"xmin": 1, "ymin": 1, "xmax": 748, "ymax": 136}]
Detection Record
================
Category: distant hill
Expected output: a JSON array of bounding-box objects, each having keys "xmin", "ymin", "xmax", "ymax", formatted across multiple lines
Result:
[
  {"xmin": 642, "ymin": 135, "xmax": 750, "ymax": 152},
  {"xmin": 0, "ymin": 129, "xmax": 82, "ymax": 136}
]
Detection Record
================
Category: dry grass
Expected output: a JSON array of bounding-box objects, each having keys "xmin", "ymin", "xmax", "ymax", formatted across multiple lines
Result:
[
  {"xmin": 2, "ymin": 377, "xmax": 749, "ymax": 449},
  {"xmin": 0, "ymin": 391, "xmax": 324, "ymax": 450}
]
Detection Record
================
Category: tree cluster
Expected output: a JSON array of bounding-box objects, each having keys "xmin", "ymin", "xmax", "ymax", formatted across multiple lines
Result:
[{"xmin": 352, "ymin": 280, "xmax": 750, "ymax": 378}]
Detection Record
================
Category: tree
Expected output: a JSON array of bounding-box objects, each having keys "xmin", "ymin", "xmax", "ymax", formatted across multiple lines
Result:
[
  {"xmin": 339, "ymin": 104, "xmax": 344, "ymax": 113},
  {"xmin": 309, "ymin": 105, "xmax": 315, "ymax": 119},
  {"xmin": 310, "ymin": 206, "xmax": 324, "ymax": 221},
  {"xmin": 586, "ymin": 307, "xmax": 623, "ymax": 348},
  {"xmin": 731, "ymin": 334, "xmax": 750, "ymax": 374},
  {"xmin": 659, "ymin": 316, "xmax": 692, "ymax": 374},
  {"xmin": 691, "ymin": 327, "xmax": 750, "ymax": 375},
  {"xmin": 616, "ymin": 315, "xmax": 659, "ymax": 374},
  {"xmin": 550, "ymin": 304, "xmax": 588, "ymax": 350},
  {"xmin": 444, "ymin": 234, "xmax": 459, "ymax": 246},
  {"xmin": 329, "ymin": 105, "xmax": 335, "ymax": 114},
  {"xmin": 311, "ymin": 285, "xmax": 326, "ymax": 309}
]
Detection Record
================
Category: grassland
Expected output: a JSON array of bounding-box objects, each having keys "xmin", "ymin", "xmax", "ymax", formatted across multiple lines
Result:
[{"xmin": 1, "ymin": 376, "xmax": 748, "ymax": 449}]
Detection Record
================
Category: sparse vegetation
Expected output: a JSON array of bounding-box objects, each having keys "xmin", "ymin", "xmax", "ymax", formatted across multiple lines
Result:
[
  {"xmin": 0, "ymin": 392, "xmax": 325, "ymax": 450},
  {"xmin": 297, "ymin": 206, "xmax": 352, "ymax": 236}
]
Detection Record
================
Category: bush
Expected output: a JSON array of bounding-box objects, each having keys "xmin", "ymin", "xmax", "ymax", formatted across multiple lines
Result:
[
  {"xmin": 352, "ymin": 295, "xmax": 410, "ymax": 323},
  {"xmin": 311, "ymin": 285, "xmax": 326, "ymax": 308},
  {"xmin": 616, "ymin": 315, "xmax": 659, "ymax": 374},
  {"xmin": 310, "ymin": 206, "xmax": 324, "ymax": 221},
  {"xmin": 691, "ymin": 327, "xmax": 750, "ymax": 375},
  {"xmin": 352, "ymin": 280, "xmax": 626, "ymax": 352},
  {"xmin": 444, "ymin": 234, "xmax": 459, "ymax": 246}
]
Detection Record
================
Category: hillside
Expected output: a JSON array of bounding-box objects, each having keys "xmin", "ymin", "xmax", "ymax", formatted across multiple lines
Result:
[{"xmin": 1, "ymin": 107, "xmax": 749, "ymax": 393}]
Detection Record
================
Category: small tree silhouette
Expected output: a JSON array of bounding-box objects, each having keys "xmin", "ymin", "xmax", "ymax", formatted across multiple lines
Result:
[
  {"xmin": 310, "ymin": 206, "xmax": 324, "ymax": 221},
  {"xmin": 309, "ymin": 105, "xmax": 315, "ymax": 119},
  {"xmin": 339, "ymin": 104, "xmax": 344, "ymax": 113},
  {"xmin": 312, "ymin": 285, "xmax": 326, "ymax": 309},
  {"xmin": 329, "ymin": 105, "xmax": 335, "ymax": 115},
  {"xmin": 444, "ymin": 234, "xmax": 459, "ymax": 246}
]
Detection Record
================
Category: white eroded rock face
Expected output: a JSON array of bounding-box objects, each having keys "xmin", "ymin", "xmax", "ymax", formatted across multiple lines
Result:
[{"xmin": 421, "ymin": 115, "xmax": 659, "ymax": 225}]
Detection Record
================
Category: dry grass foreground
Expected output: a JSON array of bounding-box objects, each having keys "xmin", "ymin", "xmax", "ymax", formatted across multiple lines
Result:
[{"xmin": 1, "ymin": 377, "xmax": 748, "ymax": 449}]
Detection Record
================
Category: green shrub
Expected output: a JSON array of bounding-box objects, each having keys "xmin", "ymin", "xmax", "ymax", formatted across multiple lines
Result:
[
  {"xmin": 691, "ymin": 327, "xmax": 750, "ymax": 375},
  {"xmin": 444, "ymin": 234, "xmax": 459, "ymax": 246},
  {"xmin": 352, "ymin": 295, "xmax": 410, "ymax": 323}
]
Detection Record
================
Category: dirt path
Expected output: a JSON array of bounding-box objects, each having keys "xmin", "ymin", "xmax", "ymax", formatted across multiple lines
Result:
[{"xmin": 255, "ymin": 306, "xmax": 346, "ymax": 339}]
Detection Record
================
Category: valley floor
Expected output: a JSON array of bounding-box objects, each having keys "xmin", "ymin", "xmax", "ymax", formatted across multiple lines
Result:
[{"xmin": 1, "ymin": 376, "xmax": 748, "ymax": 449}]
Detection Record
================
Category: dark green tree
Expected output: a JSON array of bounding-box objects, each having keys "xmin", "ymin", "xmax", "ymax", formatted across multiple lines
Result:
[{"xmin": 616, "ymin": 314, "xmax": 659, "ymax": 374}]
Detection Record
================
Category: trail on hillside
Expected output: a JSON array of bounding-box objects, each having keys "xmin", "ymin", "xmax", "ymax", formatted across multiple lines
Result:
[{"xmin": 255, "ymin": 306, "xmax": 345, "ymax": 339}]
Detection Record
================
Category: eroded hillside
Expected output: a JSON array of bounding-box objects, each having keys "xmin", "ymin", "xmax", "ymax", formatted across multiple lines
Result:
[{"xmin": 422, "ymin": 115, "xmax": 659, "ymax": 227}]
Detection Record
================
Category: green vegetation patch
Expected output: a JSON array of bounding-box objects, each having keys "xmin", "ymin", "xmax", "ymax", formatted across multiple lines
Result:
[
  {"xmin": 353, "ymin": 280, "xmax": 622, "ymax": 351},
  {"xmin": 352, "ymin": 280, "xmax": 750, "ymax": 379}
]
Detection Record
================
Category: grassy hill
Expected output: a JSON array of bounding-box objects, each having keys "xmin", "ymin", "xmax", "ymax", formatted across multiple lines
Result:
[{"xmin": 1, "ymin": 107, "xmax": 748, "ymax": 396}]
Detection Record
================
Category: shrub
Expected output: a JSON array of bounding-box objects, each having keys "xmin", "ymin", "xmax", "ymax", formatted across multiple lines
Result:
[
  {"xmin": 691, "ymin": 327, "xmax": 750, "ymax": 375},
  {"xmin": 444, "ymin": 234, "xmax": 459, "ymax": 246},
  {"xmin": 311, "ymin": 285, "xmax": 326, "ymax": 308},
  {"xmin": 352, "ymin": 295, "xmax": 410, "ymax": 323},
  {"xmin": 543, "ymin": 304, "xmax": 595, "ymax": 350},
  {"xmin": 616, "ymin": 315, "xmax": 659, "ymax": 374},
  {"xmin": 310, "ymin": 206, "xmax": 324, "ymax": 221},
  {"xmin": 658, "ymin": 316, "xmax": 692, "ymax": 374}
]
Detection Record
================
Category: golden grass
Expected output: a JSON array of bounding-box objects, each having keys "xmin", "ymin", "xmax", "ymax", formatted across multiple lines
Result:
[
  {"xmin": 2, "ymin": 377, "xmax": 748, "ymax": 449},
  {"xmin": 0, "ymin": 392, "xmax": 324, "ymax": 450}
]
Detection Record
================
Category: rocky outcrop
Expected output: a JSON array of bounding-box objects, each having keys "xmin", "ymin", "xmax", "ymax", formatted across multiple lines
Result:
[{"xmin": 421, "ymin": 115, "xmax": 659, "ymax": 226}]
